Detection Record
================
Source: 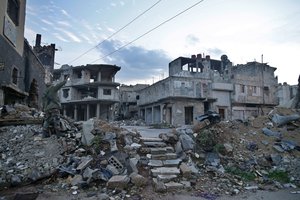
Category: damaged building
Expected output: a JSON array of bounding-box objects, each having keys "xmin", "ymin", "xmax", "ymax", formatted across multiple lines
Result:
[
  {"xmin": 118, "ymin": 84, "xmax": 149, "ymax": 119},
  {"xmin": 136, "ymin": 54, "xmax": 278, "ymax": 126},
  {"xmin": 53, "ymin": 64, "xmax": 121, "ymax": 121},
  {"xmin": 0, "ymin": 0, "xmax": 49, "ymax": 108},
  {"xmin": 137, "ymin": 54, "xmax": 233, "ymax": 126},
  {"xmin": 231, "ymin": 62, "xmax": 278, "ymax": 119}
]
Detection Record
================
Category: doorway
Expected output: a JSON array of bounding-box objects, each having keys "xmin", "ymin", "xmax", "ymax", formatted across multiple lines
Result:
[{"xmin": 184, "ymin": 106, "xmax": 193, "ymax": 125}]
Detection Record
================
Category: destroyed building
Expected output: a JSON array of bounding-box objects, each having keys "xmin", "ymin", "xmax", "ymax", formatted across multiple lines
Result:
[
  {"xmin": 118, "ymin": 84, "xmax": 149, "ymax": 119},
  {"xmin": 33, "ymin": 34, "xmax": 56, "ymax": 84},
  {"xmin": 277, "ymin": 82, "xmax": 298, "ymax": 107},
  {"xmin": 136, "ymin": 54, "xmax": 278, "ymax": 126},
  {"xmin": 0, "ymin": 0, "xmax": 47, "ymax": 108},
  {"xmin": 53, "ymin": 64, "xmax": 121, "ymax": 121},
  {"xmin": 137, "ymin": 54, "xmax": 233, "ymax": 126},
  {"xmin": 231, "ymin": 62, "xmax": 278, "ymax": 119}
]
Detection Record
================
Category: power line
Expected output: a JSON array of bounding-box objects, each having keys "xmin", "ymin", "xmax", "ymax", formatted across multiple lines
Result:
[
  {"xmin": 91, "ymin": 0, "xmax": 205, "ymax": 64},
  {"xmin": 67, "ymin": 0, "xmax": 163, "ymax": 65}
]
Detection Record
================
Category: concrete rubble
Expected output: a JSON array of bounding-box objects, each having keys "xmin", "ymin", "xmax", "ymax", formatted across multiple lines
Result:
[{"xmin": 0, "ymin": 105, "xmax": 300, "ymax": 199}]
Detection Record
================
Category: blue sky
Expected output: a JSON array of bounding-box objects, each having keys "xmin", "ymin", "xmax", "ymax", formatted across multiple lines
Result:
[{"xmin": 24, "ymin": 0, "xmax": 300, "ymax": 85}]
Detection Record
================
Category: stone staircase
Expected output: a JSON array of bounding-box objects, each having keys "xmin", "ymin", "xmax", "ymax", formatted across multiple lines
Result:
[{"xmin": 140, "ymin": 137, "xmax": 193, "ymax": 192}]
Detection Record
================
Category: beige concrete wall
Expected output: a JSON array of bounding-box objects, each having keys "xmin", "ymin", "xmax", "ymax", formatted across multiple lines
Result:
[{"xmin": 0, "ymin": 0, "xmax": 26, "ymax": 55}]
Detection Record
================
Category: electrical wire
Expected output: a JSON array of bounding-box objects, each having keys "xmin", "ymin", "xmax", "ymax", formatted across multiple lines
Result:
[
  {"xmin": 91, "ymin": 0, "xmax": 205, "ymax": 64},
  {"xmin": 67, "ymin": 0, "xmax": 163, "ymax": 65}
]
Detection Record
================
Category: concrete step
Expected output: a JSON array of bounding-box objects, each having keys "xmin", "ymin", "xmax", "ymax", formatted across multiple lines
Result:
[
  {"xmin": 163, "ymin": 159, "xmax": 182, "ymax": 167},
  {"xmin": 140, "ymin": 137, "xmax": 163, "ymax": 142},
  {"xmin": 157, "ymin": 174, "xmax": 178, "ymax": 183},
  {"xmin": 150, "ymin": 147, "xmax": 174, "ymax": 154},
  {"xmin": 150, "ymin": 153, "xmax": 177, "ymax": 160},
  {"xmin": 151, "ymin": 167, "xmax": 180, "ymax": 177},
  {"xmin": 148, "ymin": 160, "xmax": 163, "ymax": 167},
  {"xmin": 143, "ymin": 141, "xmax": 167, "ymax": 147}
]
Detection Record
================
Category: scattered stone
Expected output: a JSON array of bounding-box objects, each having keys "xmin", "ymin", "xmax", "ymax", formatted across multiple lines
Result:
[
  {"xmin": 129, "ymin": 172, "xmax": 147, "ymax": 187},
  {"xmin": 273, "ymin": 145, "xmax": 285, "ymax": 153},
  {"xmin": 179, "ymin": 133, "xmax": 194, "ymax": 151},
  {"xmin": 157, "ymin": 174, "xmax": 177, "ymax": 183},
  {"xmin": 107, "ymin": 175, "xmax": 130, "ymax": 189},
  {"xmin": 165, "ymin": 181, "xmax": 184, "ymax": 191},
  {"xmin": 245, "ymin": 185, "xmax": 258, "ymax": 190},
  {"xmin": 180, "ymin": 163, "xmax": 192, "ymax": 178},
  {"xmin": 223, "ymin": 143, "xmax": 233, "ymax": 153},
  {"xmin": 81, "ymin": 119, "xmax": 95, "ymax": 146},
  {"xmin": 152, "ymin": 178, "xmax": 166, "ymax": 193}
]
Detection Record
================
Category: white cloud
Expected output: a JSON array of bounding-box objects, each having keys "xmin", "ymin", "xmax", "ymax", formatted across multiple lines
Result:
[
  {"xmin": 57, "ymin": 20, "xmax": 72, "ymax": 27},
  {"xmin": 110, "ymin": 3, "xmax": 117, "ymax": 7},
  {"xmin": 54, "ymin": 27, "xmax": 81, "ymax": 43},
  {"xmin": 120, "ymin": 1, "xmax": 125, "ymax": 6},
  {"xmin": 41, "ymin": 19, "xmax": 54, "ymax": 26},
  {"xmin": 61, "ymin": 9, "xmax": 71, "ymax": 18},
  {"xmin": 63, "ymin": 31, "xmax": 81, "ymax": 43},
  {"xmin": 80, "ymin": 33, "xmax": 93, "ymax": 44},
  {"xmin": 53, "ymin": 33, "xmax": 70, "ymax": 42},
  {"xmin": 107, "ymin": 27, "xmax": 115, "ymax": 33}
]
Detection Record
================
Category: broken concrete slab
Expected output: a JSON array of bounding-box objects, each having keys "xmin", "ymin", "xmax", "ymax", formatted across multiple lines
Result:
[
  {"xmin": 107, "ymin": 175, "xmax": 130, "ymax": 189},
  {"xmin": 151, "ymin": 167, "xmax": 180, "ymax": 177},
  {"xmin": 76, "ymin": 156, "xmax": 93, "ymax": 171},
  {"xmin": 262, "ymin": 127, "xmax": 282, "ymax": 138},
  {"xmin": 157, "ymin": 174, "xmax": 178, "ymax": 183},
  {"xmin": 272, "ymin": 114, "xmax": 300, "ymax": 127},
  {"xmin": 148, "ymin": 160, "xmax": 163, "ymax": 167},
  {"xmin": 81, "ymin": 119, "xmax": 95, "ymax": 146},
  {"xmin": 152, "ymin": 178, "xmax": 167, "ymax": 193},
  {"xmin": 179, "ymin": 163, "xmax": 192, "ymax": 178},
  {"xmin": 129, "ymin": 172, "xmax": 147, "ymax": 187},
  {"xmin": 163, "ymin": 159, "xmax": 182, "ymax": 167},
  {"xmin": 165, "ymin": 181, "xmax": 184, "ymax": 191},
  {"xmin": 179, "ymin": 133, "xmax": 195, "ymax": 151}
]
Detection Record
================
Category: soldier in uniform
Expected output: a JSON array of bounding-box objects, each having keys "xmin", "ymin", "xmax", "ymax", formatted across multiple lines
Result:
[{"xmin": 42, "ymin": 76, "xmax": 68, "ymax": 137}]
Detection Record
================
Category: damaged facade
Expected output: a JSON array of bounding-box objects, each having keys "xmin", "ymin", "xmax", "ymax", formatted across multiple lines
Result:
[
  {"xmin": 0, "ymin": 0, "xmax": 48, "ymax": 108},
  {"xmin": 33, "ymin": 34, "xmax": 56, "ymax": 84},
  {"xmin": 276, "ymin": 82, "xmax": 298, "ymax": 107},
  {"xmin": 137, "ymin": 54, "xmax": 233, "ymax": 126},
  {"xmin": 53, "ymin": 64, "xmax": 121, "ymax": 121},
  {"xmin": 136, "ymin": 54, "xmax": 278, "ymax": 126},
  {"xmin": 231, "ymin": 62, "xmax": 278, "ymax": 119},
  {"xmin": 118, "ymin": 84, "xmax": 149, "ymax": 119}
]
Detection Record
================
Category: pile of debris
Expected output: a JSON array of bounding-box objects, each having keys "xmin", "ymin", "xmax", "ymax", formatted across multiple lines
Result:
[
  {"xmin": 0, "ymin": 105, "xmax": 300, "ymax": 199},
  {"xmin": 0, "ymin": 104, "xmax": 43, "ymax": 126}
]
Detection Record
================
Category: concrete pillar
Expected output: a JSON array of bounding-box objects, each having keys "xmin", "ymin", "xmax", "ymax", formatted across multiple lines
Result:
[
  {"xmin": 96, "ymin": 103, "xmax": 100, "ymax": 119},
  {"xmin": 151, "ymin": 106, "xmax": 154, "ymax": 124},
  {"xmin": 98, "ymin": 71, "xmax": 101, "ymax": 82},
  {"xmin": 63, "ymin": 106, "xmax": 66, "ymax": 117},
  {"xmin": 87, "ymin": 104, "xmax": 90, "ymax": 120},
  {"xmin": 74, "ymin": 105, "xmax": 78, "ymax": 121}
]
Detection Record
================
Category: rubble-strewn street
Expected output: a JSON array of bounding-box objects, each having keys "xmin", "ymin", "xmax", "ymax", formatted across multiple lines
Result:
[{"xmin": 0, "ymin": 105, "xmax": 300, "ymax": 200}]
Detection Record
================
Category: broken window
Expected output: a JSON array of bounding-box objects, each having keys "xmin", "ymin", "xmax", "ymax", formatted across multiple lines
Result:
[
  {"xmin": 63, "ymin": 89, "xmax": 69, "ymax": 98},
  {"xmin": 240, "ymin": 84, "xmax": 245, "ymax": 93},
  {"xmin": 12, "ymin": 67, "xmax": 18, "ymax": 85},
  {"xmin": 253, "ymin": 86, "xmax": 257, "ymax": 94},
  {"xmin": 7, "ymin": 0, "xmax": 19, "ymax": 26},
  {"xmin": 103, "ymin": 89, "xmax": 111, "ymax": 95}
]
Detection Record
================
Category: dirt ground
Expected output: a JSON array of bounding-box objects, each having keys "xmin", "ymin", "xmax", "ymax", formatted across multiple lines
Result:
[{"xmin": 1, "ymin": 184, "xmax": 299, "ymax": 200}]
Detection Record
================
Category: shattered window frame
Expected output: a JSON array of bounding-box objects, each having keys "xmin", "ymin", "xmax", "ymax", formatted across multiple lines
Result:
[
  {"xmin": 103, "ymin": 89, "xmax": 111, "ymax": 95},
  {"xmin": 7, "ymin": 0, "xmax": 20, "ymax": 26},
  {"xmin": 12, "ymin": 66, "xmax": 18, "ymax": 85}
]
